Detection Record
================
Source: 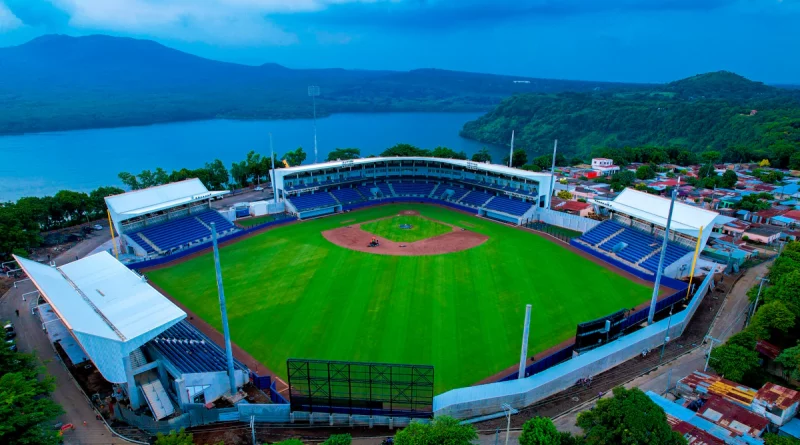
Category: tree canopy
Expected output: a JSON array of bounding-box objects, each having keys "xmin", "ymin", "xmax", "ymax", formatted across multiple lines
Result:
[
  {"xmin": 576, "ymin": 387, "xmax": 686, "ymax": 445},
  {"xmin": 393, "ymin": 415, "xmax": 477, "ymax": 445},
  {"xmin": 326, "ymin": 148, "xmax": 361, "ymax": 162},
  {"xmin": 0, "ymin": 348, "xmax": 63, "ymax": 445}
]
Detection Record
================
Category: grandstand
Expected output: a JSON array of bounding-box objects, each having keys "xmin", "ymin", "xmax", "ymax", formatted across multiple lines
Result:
[
  {"xmin": 579, "ymin": 189, "xmax": 718, "ymax": 278},
  {"xmin": 13, "ymin": 252, "xmax": 251, "ymax": 419},
  {"xmin": 270, "ymin": 157, "xmax": 553, "ymax": 224},
  {"xmin": 105, "ymin": 179, "xmax": 236, "ymax": 258}
]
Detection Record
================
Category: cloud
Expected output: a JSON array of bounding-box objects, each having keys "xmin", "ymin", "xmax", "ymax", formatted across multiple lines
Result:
[
  {"xmin": 3, "ymin": 0, "xmax": 382, "ymax": 44},
  {"xmin": 0, "ymin": 1, "xmax": 30, "ymax": 31}
]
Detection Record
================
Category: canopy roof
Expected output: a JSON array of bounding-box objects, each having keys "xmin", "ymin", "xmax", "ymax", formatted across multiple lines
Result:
[
  {"xmin": 14, "ymin": 252, "xmax": 185, "ymax": 382},
  {"xmin": 592, "ymin": 188, "xmax": 718, "ymax": 235},
  {"xmin": 105, "ymin": 178, "xmax": 211, "ymax": 218}
]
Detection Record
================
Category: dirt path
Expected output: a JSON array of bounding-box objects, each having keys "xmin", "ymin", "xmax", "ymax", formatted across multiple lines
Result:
[{"xmin": 322, "ymin": 210, "xmax": 488, "ymax": 256}]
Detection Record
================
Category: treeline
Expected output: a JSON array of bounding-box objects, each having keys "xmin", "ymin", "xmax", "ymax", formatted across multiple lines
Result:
[
  {"xmin": 710, "ymin": 241, "xmax": 800, "ymax": 389},
  {"xmin": 0, "ymin": 186, "xmax": 124, "ymax": 258},
  {"xmin": 461, "ymin": 72, "xmax": 800, "ymax": 167}
]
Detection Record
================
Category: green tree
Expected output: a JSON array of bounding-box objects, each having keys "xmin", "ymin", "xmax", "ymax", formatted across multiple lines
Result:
[
  {"xmin": 721, "ymin": 169, "xmax": 739, "ymax": 188},
  {"xmin": 709, "ymin": 344, "xmax": 760, "ymax": 382},
  {"xmin": 0, "ymin": 347, "xmax": 64, "ymax": 445},
  {"xmin": 381, "ymin": 143, "xmax": 430, "ymax": 157},
  {"xmin": 246, "ymin": 150, "xmax": 263, "ymax": 183},
  {"xmin": 519, "ymin": 417, "xmax": 563, "ymax": 445},
  {"xmin": 54, "ymin": 190, "xmax": 91, "ymax": 222},
  {"xmin": 204, "ymin": 159, "xmax": 230, "ymax": 190},
  {"xmin": 576, "ymin": 387, "xmax": 686, "ymax": 445},
  {"xmin": 323, "ymin": 433, "xmax": 352, "ymax": 445},
  {"xmin": 775, "ymin": 344, "xmax": 800, "ymax": 380},
  {"xmin": 155, "ymin": 429, "xmax": 194, "ymax": 445},
  {"xmin": 472, "ymin": 147, "xmax": 492, "ymax": 163},
  {"xmin": 701, "ymin": 151, "xmax": 722, "ymax": 163},
  {"xmin": 764, "ymin": 433, "xmax": 800, "ymax": 445},
  {"xmin": 271, "ymin": 440, "xmax": 304, "ymax": 445},
  {"xmin": 431, "ymin": 146, "xmax": 467, "ymax": 160},
  {"xmin": 327, "ymin": 148, "xmax": 361, "ymax": 162},
  {"xmin": 698, "ymin": 163, "xmax": 716, "ymax": 179},
  {"xmin": 394, "ymin": 416, "xmax": 477, "ymax": 445},
  {"xmin": 635, "ymin": 164, "xmax": 656, "ymax": 180},
  {"xmin": 610, "ymin": 170, "xmax": 635, "ymax": 190},
  {"xmin": 284, "ymin": 147, "xmax": 307, "ymax": 166},
  {"xmin": 769, "ymin": 270, "xmax": 800, "ymax": 316},
  {"xmin": 230, "ymin": 160, "xmax": 249, "ymax": 187},
  {"xmin": 750, "ymin": 301, "xmax": 796, "ymax": 339},
  {"xmin": 89, "ymin": 186, "xmax": 124, "ymax": 215},
  {"xmin": 557, "ymin": 190, "xmax": 573, "ymax": 200},
  {"xmin": 521, "ymin": 164, "xmax": 542, "ymax": 172},
  {"xmin": 118, "ymin": 171, "xmax": 140, "ymax": 190},
  {"xmin": 504, "ymin": 148, "xmax": 528, "ymax": 168}
]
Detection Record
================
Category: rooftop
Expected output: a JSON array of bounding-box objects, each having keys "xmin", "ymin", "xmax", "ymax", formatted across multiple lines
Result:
[
  {"xmin": 698, "ymin": 395, "xmax": 769, "ymax": 437},
  {"xmin": 678, "ymin": 371, "xmax": 758, "ymax": 407},
  {"xmin": 592, "ymin": 188, "xmax": 719, "ymax": 235},
  {"xmin": 755, "ymin": 383, "xmax": 800, "ymax": 410},
  {"xmin": 14, "ymin": 252, "xmax": 186, "ymax": 382},
  {"xmin": 105, "ymin": 178, "xmax": 211, "ymax": 218}
]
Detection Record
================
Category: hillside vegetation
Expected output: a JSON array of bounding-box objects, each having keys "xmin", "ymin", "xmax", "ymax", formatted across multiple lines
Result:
[
  {"xmin": 461, "ymin": 71, "xmax": 800, "ymax": 164},
  {"xmin": 0, "ymin": 34, "xmax": 639, "ymax": 135}
]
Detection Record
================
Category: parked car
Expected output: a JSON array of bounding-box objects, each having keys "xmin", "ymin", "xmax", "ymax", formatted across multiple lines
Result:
[
  {"xmin": 5, "ymin": 331, "xmax": 16, "ymax": 340},
  {"xmin": 254, "ymin": 186, "xmax": 264, "ymax": 191},
  {"xmin": 93, "ymin": 224, "xmax": 103, "ymax": 231}
]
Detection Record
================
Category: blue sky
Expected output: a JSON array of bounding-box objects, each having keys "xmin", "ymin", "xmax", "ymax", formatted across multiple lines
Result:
[{"xmin": 0, "ymin": 0, "xmax": 797, "ymax": 84}]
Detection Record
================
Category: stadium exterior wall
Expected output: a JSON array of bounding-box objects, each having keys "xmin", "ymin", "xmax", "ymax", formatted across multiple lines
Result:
[
  {"xmin": 534, "ymin": 208, "xmax": 601, "ymax": 234},
  {"xmin": 432, "ymin": 272, "xmax": 713, "ymax": 419}
]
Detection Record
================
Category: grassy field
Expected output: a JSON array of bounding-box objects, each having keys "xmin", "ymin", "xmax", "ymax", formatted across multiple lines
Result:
[
  {"xmin": 360, "ymin": 214, "xmax": 452, "ymax": 242},
  {"xmin": 148, "ymin": 204, "xmax": 651, "ymax": 393}
]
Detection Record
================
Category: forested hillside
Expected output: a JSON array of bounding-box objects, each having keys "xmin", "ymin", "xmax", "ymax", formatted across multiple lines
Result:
[
  {"xmin": 461, "ymin": 72, "xmax": 800, "ymax": 165},
  {"xmin": 0, "ymin": 34, "xmax": 639, "ymax": 135}
]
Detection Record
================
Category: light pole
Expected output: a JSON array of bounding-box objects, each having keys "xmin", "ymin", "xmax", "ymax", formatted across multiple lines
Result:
[
  {"xmin": 648, "ymin": 187, "xmax": 677, "ymax": 325},
  {"xmin": 747, "ymin": 277, "xmax": 769, "ymax": 326},
  {"xmin": 501, "ymin": 403, "xmax": 518, "ymax": 445},
  {"xmin": 703, "ymin": 336, "xmax": 722, "ymax": 372},
  {"xmin": 308, "ymin": 85, "xmax": 320, "ymax": 164}
]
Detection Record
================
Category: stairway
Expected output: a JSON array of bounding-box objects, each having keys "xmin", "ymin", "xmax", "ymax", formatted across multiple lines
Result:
[
  {"xmin": 195, "ymin": 217, "xmax": 212, "ymax": 231},
  {"xmin": 138, "ymin": 233, "xmax": 164, "ymax": 255},
  {"xmin": 387, "ymin": 183, "xmax": 397, "ymax": 197},
  {"xmin": 482, "ymin": 196, "xmax": 496, "ymax": 209},
  {"xmin": 457, "ymin": 191, "xmax": 472, "ymax": 203},
  {"xmin": 130, "ymin": 348, "xmax": 148, "ymax": 369},
  {"xmin": 595, "ymin": 228, "xmax": 625, "ymax": 247},
  {"xmin": 329, "ymin": 192, "xmax": 341, "ymax": 205},
  {"xmin": 637, "ymin": 247, "xmax": 662, "ymax": 266},
  {"xmin": 429, "ymin": 183, "xmax": 441, "ymax": 198}
]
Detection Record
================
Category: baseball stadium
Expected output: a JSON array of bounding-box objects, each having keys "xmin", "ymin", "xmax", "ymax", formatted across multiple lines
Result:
[{"xmin": 14, "ymin": 156, "xmax": 717, "ymax": 427}]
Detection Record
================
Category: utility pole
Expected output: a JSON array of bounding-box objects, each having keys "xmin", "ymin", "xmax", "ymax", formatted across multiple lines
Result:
[
  {"xmin": 648, "ymin": 187, "xmax": 677, "ymax": 325},
  {"xmin": 659, "ymin": 305, "xmax": 674, "ymax": 364},
  {"xmin": 308, "ymin": 86, "xmax": 320, "ymax": 164},
  {"xmin": 211, "ymin": 223, "xmax": 238, "ymax": 395},
  {"xmin": 547, "ymin": 139, "xmax": 558, "ymax": 209},
  {"xmin": 518, "ymin": 304, "xmax": 532, "ymax": 379},
  {"xmin": 747, "ymin": 277, "xmax": 769, "ymax": 325},
  {"xmin": 270, "ymin": 133, "xmax": 278, "ymax": 204},
  {"xmin": 508, "ymin": 130, "xmax": 515, "ymax": 168},
  {"xmin": 501, "ymin": 404, "xmax": 517, "ymax": 445},
  {"xmin": 704, "ymin": 336, "xmax": 722, "ymax": 372}
]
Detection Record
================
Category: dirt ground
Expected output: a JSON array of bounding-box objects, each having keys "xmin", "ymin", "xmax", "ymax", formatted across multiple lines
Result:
[{"xmin": 322, "ymin": 209, "xmax": 488, "ymax": 256}]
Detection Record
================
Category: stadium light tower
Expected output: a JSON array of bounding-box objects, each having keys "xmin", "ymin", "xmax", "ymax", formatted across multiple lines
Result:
[
  {"xmin": 518, "ymin": 304, "xmax": 532, "ymax": 379},
  {"xmin": 508, "ymin": 130, "xmax": 515, "ymax": 168},
  {"xmin": 647, "ymin": 186, "xmax": 677, "ymax": 325},
  {"xmin": 308, "ymin": 85, "xmax": 320, "ymax": 164},
  {"xmin": 211, "ymin": 223, "xmax": 238, "ymax": 395}
]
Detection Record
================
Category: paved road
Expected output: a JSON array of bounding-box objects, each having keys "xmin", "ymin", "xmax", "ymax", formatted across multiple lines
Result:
[{"xmin": 1, "ymin": 282, "xmax": 132, "ymax": 444}]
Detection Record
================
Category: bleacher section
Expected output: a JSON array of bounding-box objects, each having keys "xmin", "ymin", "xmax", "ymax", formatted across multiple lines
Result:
[
  {"xmin": 149, "ymin": 321, "xmax": 247, "ymax": 374},
  {"xmin": 140, "ymin": 379, "xmax": 175, "ymax": 420},
  {"xmin": 579, "ymin": 220, "xmax": 691, "ymax": 273},
  {"xmin": 460, "ymin": 190, "xmax": 493, "ymax": 207},
  {"xmin": 392, "ymin": 182, "xmax": 437, "ymax": 197},
  {"xmin": 331, "ymin": 188, "xmax": 364, "ymax": 204},
  {"xmin": 288, "ymin": 192, "xmax": 337, "ymax": 211},
  {"xmin": 129, "ymin": 209, "xmax": 234, "ymax": 254},
  {"xmin": 439, "ymin": 186, "xmax": 470, "ymax": 201},
  {"xmin": 484, "ymin": 196, "xmax": 534, "ymax": 216},
  {"xmin": 357, "ymin": 185, "xmax": 376, "ymax": 199},
  {"xmin": 375, "ymin": 183, "xmax": 394, "ymax": 197}
]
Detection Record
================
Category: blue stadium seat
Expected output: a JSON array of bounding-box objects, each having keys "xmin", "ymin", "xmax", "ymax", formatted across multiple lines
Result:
[
  {"xmin": 484, "ymin": 196, "xmax": 534, "ymax": 216},
  {"xmin": 129, "ymin": 209, "xmax": 234, "ymax": 253},
  {"xmin": 149, "ymin": 321, "xmax": 247, "ymax": 374},
  {"xmin": 331, "ymin": 188, "xmax": 364, "ymax": 204},
  {"xmin": 581, "ymin": 220, "xmax": 691, "ymax": 271},
  {"xmin": 459, "ymin": 190, "xmax": 493, "ymax": 207},
  {"xmin": 288, "ymin": 192, "xmax": 337, "ymax": 211},
  {"xmin": 392, "ymin": 182, "xmax": 437, "ymax": 196}
]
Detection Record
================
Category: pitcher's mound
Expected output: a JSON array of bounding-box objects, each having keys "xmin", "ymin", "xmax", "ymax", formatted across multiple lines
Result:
[{"xmin": 323, "ymin": 225, "xmax": 488, "ymax": 256}]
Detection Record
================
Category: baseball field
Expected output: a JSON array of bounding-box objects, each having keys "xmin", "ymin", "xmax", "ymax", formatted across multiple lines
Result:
[{"xmin": 146, "ymin": 204, "xmax": 652, "ymax": 393}]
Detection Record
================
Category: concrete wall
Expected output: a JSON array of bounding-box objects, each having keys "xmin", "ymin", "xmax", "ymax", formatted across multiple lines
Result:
[
  {"xmin": 535, "ymin": 208, "xmax": 600, "ymax": 233},
  {"xmin": 432, "ymin": 273, "xmax": 714, "ymax": 419}
]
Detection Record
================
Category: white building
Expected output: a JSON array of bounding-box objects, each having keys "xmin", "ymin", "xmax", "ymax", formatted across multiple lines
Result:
[{"xmin": 591, "ymin": 158, "xmax": 620, "ymax": 176}]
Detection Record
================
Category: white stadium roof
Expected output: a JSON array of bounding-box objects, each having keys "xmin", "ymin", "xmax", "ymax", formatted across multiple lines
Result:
[
  {"xmin": 14, "ymin": 252, "xmax": 186, "ymax": 382},
  {"xmin": 105, "ymin": 178, "xmax": 211, "ymax": 218},
  {"xmin": 275, "ymin": 156, "xmax": 554, "ymax": 181},
  {"xmin": 592, "ymin": 188, "xmax": 718, "ymax": 235}
]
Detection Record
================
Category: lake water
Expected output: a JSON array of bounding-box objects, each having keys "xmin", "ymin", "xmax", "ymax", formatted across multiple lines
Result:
[{"xmin": 0, "ymin": 112, "xmax": 503, "ymax": 202}]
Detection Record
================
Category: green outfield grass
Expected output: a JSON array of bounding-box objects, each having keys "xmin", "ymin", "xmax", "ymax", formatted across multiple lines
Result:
[
  {"xmin": 236, "ymin": 214, "xmax": 278, "ymax": 227},
  {"xmin": 360, "ymin": 214, "xmax": 452, "ymax": 242},
  {"xmin": 147, "ymin": 204, "xmax": 651, "ymax": 393}
]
